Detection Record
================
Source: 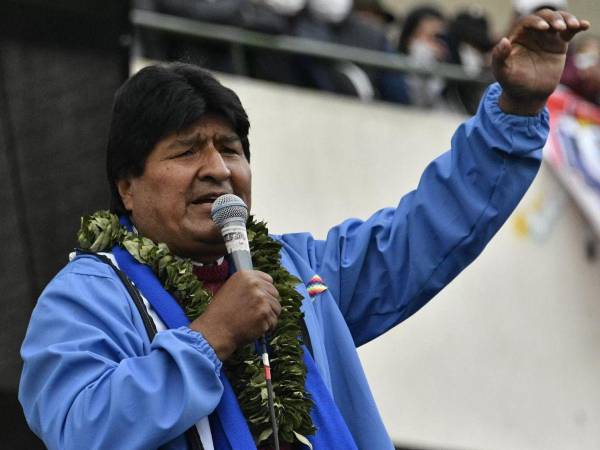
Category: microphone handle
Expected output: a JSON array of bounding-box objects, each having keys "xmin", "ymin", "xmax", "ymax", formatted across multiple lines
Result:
[
  {"xmin": 221, "ymin": 223, "xmax": 279, "ymax": 449},
  {"xmin": 229, "ymin": 250, "xmax": 253, "ymax": 271},
  {"xmin": 221, "ymin": 219, "xmax": 253, "ymax": 271}
]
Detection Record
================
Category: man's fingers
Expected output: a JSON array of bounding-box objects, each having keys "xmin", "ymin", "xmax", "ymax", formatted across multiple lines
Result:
[
  {"xmin": 250, "ymin": 270, "xmax": 280, "ymax": 299},
  {"xmin": 259, "ymin": 278, "xmax": 280, "ymax": 299},
  {"xmin": 560, "ymin": 26, "xmax": 584, "ymax": 42},
  {"xmin": 535, "ymin": 8, "xmax": 567, "ymax": 31},
  {"xmin": 516, "ymin": 10, "xmax": 590, "ymax": 43},
  {"xmin": 557, "ymin": 12, "xmax": 590, "ymax": 42},
  {"xmin": 270, "ymin": 296, "xmax": 282, "ymax": 316},
  {"xmin": 265, "ymin": 301, "xmax": 281, "ymax": 334},
  {"xmin": 492, "ymin": 37, "xmax": 512, "ymax": 70},
  {"xmin": 266, "ymin": 315, "xmax": 278, "ymax": 334},
  {"xmin": 495, "ymin": 37, "xmax": 511, "ymax": 59},
  {"xmin": 557, "ymin": 11, "xmax": 579, "ymax": 28},
  {"xmin": 254, "ymin": 270, "xmax": 274, "ymax": 283},
  {"xmin": 491, "ymin": 38, "xmax": 511, "ymax": 83},
  {"xmin": 519, "ymin": 14, "xmax": 550, "ymax": 32}
]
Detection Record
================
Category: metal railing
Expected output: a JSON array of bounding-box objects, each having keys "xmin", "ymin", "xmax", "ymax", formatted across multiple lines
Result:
[{"xmin": 131, "ymin": 9, "xmax": 493, "ymax": 85}]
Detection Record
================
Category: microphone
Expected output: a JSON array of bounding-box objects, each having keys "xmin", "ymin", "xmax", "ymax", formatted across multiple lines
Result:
[
  {"xmin": 210, "ymin": 194, "xmax": 252, "ymax": 271},
  {"xmin": 210, "ymin": 194, "xmax": 280, "ymax": 450}
]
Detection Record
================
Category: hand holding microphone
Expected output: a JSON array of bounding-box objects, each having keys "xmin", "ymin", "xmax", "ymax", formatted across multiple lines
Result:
[
  {"xmin": 191, "ymin": 270, "xmax": 281, "ymax": 360},
  {"xmin": 189, "ymin": 194, "xmax": 281, "ymax": 361},
  {"xmin": 196, "ymin": 194, "xmax": 281, "ymax": 450}
]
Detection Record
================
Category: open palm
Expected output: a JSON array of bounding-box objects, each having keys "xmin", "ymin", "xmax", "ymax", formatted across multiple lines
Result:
[{"xmin": 492, "ymin": 9, "xmax": 589, "ymax": 113}]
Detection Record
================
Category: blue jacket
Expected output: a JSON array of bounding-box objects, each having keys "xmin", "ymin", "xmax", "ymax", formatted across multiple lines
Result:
[{"xmin": 19, "ymin": 84, "xmax": 549, "ymax": 450}]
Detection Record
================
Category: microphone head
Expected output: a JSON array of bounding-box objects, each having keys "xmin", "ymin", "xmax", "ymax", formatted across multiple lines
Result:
[{"xmin": 211, "ymin": 194, "xmax": 248, "ymax": 229}]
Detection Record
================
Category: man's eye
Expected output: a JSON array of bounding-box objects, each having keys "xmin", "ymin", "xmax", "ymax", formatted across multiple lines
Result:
[
  {"xmin": 176, "ymin": 148, "xmax": 196, "ymax": 158},
  {"xmin": 221, "ymin": 147, "xmax": 240, "ymax": 155}
]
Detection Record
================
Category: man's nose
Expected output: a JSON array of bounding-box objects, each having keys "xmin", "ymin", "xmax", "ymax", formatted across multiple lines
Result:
[{"xmin": 197, "ymin": 146, "xmax": 231, "ymax": 181}]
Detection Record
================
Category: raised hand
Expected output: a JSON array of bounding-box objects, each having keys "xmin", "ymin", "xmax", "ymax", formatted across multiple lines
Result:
[
  {"xmin": 190, "ymin": 270, "xmax": 281, "ymax": 360},
  {"xmin": 492, "ymin": 9, "xmax": 590, "ymax": 115}
]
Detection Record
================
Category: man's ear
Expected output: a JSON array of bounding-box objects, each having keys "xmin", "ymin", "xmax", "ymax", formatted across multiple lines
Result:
[{"xmin": 116, "ymin": 178, "xmax": 134, "ymax": 212}]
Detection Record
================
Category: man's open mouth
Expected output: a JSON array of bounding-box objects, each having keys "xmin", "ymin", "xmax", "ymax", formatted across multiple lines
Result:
[{"xmin": 191, "ymin": 192, "xmax": 230, "ymax": 205}]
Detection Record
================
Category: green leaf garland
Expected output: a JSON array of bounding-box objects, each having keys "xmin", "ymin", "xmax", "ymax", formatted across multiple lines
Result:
[{"xmin": 77, "ymin": 210, "xmax": 315, "ymax": 447}]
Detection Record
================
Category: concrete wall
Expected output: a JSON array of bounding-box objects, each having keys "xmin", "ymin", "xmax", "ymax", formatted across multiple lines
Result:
[{"xmin": 220, "ymin": 74, "xmax": 600, "ymax": 450}]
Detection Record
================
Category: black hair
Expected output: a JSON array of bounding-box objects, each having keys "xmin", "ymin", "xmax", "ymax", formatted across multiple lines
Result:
[
  {"xmin": 398, "ymin": 5, "xmax": 445, "ymax": 54},
  {"xmin": 532, "ymin": 5, "xmax": 562, "ymax": 12},
  {"xmin": 448, "ymin": 10, "xmax": 495, "ymax": 56},
  {"xmin": 106, "ymin": 62, "xmax": 250, "ymax": 215}
]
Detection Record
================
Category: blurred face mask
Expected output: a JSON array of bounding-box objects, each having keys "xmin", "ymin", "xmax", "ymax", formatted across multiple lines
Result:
[
  {"xmin": 574, "ymin": 52, "xmax": 599, "ymax": 71},
  {"xmin": 573, "ymin": 39, "xmax": 600, "ymax": 71},
  {"xmin": 308, "ymin": 0, "xmax": 353, "ymax": 24},
  {"xmin": 408, "ymin": 40, "xmax": 440, "ymax": 65},
  {"xmin": 261, "ymin": 0, "xmax": 307, "ymax": 16}
]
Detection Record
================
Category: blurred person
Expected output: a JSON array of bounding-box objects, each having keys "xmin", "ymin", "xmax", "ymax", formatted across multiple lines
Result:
[
  {"xmin": 561, "ymin": 35, "xmax": 600, "ymax": 104},
  {"xmin": 353, "ymin": 0, "xmax": 396, "ymax": 26},
  {"xmin": 241, "ymin": 0, "xmax": 306, "ymax": 34},
  {"xmin": 306, "ymin": 0, "xmax": 352, "ymax": 25},
  {"xmin": 292, "ymin": 0, "xmax": 361, "ymax": 96},
  {"xmin": 18, "ymin": 9, "xmax": 589, "ymax": 450},
  {"xmin": 240, "ymin": 0, "xmax": 308, "ymax": 86},
  {"xmin": 156, "ymin": 0, "xmax": 247, "ymax": 24},
  {"xmin": 445, "ymin": 7, "xmax": 496, "ymax": 113},
  {"xmin": 334, "ymin": 0, "xmax": 411, "ymax": 104},
  {"xmin": 294, "ymin": 0, "xmax": 411, "ymax": 103},
  {"xmin": 153, "ymin": 0, "xmax": 308, "ymax": 86},
  {"xmin": 155, "ymin": 0, "xmax": 248, "ymax": 71},
  {"xmin": 447, "ymin": 7, "xmax": 495, "ymax": 77},
  {"xmin": 397, "ymin": 5, "xmax": 449, "ymax": 107},
  {"xmin": 511, "ymin": 0, "xmax": 568, "ymax": 26},
  {"xmin": 133, "ymin": 0, "xmax": 171, "ymax": 61},
  {"xmin": 353, "ymin": 0, "xmax": 401, "ymax": 48}
]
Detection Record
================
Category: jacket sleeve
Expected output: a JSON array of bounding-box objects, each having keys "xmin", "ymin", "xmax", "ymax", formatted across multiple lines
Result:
[
  {"xmin": 286, "ymin": 83, "xmax": 549, "ymax": 346},
  {"xmin": 19, "ymin": 256, "xmax": 223, "ymax": 450}
]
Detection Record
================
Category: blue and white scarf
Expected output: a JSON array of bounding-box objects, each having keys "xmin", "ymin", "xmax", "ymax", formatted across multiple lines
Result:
[{"xmin": 112, "ymin": 218, "xmax": 358, "ymax": 450}]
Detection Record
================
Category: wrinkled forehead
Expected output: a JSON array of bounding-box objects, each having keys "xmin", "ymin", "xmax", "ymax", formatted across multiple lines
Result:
[
  {"xmin": 176, "ymin": 113, "xmax": 239, "ymax": 139},
  {"xmin": 150, "ymin": 113, "xmax": 243, "ymax": 158},
  {"xmin": 165, "ymin": 114, "xmax": 241, "ymax": 149}
]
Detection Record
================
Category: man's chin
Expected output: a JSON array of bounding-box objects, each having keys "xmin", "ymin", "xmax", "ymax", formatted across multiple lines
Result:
[
  {"xmin": 170, "ymin": 224, "xmax": 226, "ymax": 260},
  {"xmin": 188, "ymin": 235, "xmax": 227, "ymax": 262}
]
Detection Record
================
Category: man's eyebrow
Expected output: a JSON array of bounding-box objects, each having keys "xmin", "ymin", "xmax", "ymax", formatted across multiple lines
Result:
[
  {"xmin": 168, "ymin": 132, "xmax": 240, "ymax": 148},
  {"xmin": 168, "ymin": 134, "xmax": 199, "ymax": 149},
  {"xmin": 217, "ymin": 134, "xmax": 241, "ymax": 144}
]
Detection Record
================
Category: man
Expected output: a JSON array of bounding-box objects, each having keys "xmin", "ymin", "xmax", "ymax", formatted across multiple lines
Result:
[{"xmin": 19, "ymin": 9, "xmax": 589, "ymax": 450}]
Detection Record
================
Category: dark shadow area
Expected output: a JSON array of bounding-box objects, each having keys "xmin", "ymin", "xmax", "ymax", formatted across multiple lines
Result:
[
  {"xmin": 0, "ymin": 1, "xmax": 129, "ymax": 445},
  {"xmin": 0, "ymin": 391, "xmax": 45, "ymax": 449}
]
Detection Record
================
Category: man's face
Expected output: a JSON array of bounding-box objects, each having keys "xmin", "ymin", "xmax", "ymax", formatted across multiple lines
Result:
[{"xmin": 118, "ymin": 114, "xmax": 251, "ymax": 262}]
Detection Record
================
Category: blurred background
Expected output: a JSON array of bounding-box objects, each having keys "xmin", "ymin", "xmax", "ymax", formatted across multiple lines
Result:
[{"xmin": 2, "ymin": 0, "xmax": 600, "ymax": 448}]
